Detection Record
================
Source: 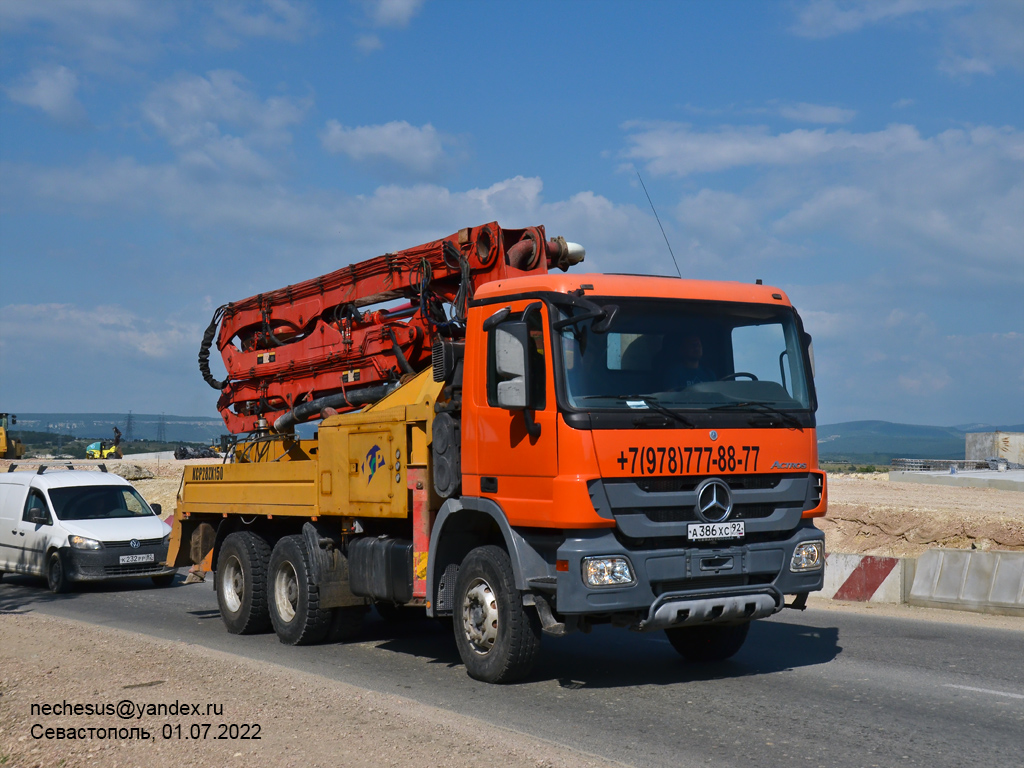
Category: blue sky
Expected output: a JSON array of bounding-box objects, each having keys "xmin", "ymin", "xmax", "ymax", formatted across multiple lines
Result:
[{"xmin": 1, "ymin": 0, "xmax": 1021, "ymax": 427}]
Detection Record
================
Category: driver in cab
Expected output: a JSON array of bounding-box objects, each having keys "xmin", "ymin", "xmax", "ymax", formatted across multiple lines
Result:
[{"xmin": 674, "ymin": 332, "xmax": 715, "ymax": 388}]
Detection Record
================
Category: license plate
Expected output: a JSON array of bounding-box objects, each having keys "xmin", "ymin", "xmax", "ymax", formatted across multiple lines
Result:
[
  {"xmin": 119, "ymin": 553, "xmax": 155, "ymax": 564},
  {"xmin": 687, "ymin": 521, "xmax": 745, "ymax": 541}
]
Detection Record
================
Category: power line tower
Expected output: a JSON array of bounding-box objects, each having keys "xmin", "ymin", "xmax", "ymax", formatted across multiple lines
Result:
[
  {"xmin": 156, "ymin": 413, "xmax": 166, "ymax": 443},
  {"xmin": 125, "ymin": 411, "xmax": 135, "ymax": 442}
]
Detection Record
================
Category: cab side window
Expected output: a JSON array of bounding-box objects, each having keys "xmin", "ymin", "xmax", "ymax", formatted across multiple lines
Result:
[{"xmin": 23, "ymin": 489, "xmax": 51, "ymax": 525}]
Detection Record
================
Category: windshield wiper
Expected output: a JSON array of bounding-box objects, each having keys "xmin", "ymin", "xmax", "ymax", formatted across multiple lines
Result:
[
  {"xmin": 709, "ymin": 401, "xmax": 804, "ymax": 430},
  {"xmin": 639, "ymin": 397, "xmax": 695, "ymax": 428},
  {"xmin": 574, "ymin": 395, "xmax": 695, "ymax": 428}
]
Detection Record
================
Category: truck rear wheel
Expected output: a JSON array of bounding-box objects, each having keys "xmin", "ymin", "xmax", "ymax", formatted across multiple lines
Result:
[
  {"xmin": 216, "ymin": 532, "xmax": 272, "ymax": 634},
  {"xmin": 453, "ymin": 545, "xmax": 541, "ymax": 684},
  {"xmin": 268, "ymin": 535, "xmax": 331, "ymax": 645},
  {"xmin": 665, "ymin": 621, "xmax": 751, "ymax": 663}
]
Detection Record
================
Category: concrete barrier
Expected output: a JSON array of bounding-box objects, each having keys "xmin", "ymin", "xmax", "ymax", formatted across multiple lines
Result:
[
  {"xmin": 820, "ymin": 553, "xmax": 914, "ymax": 604},
  {"xmin": 909, "ymin": 549, "xmax": 1024, "ymax": 617}
]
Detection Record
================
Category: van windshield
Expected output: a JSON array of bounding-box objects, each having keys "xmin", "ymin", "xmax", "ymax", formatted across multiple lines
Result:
[
  {"xmin": 556, "ymin": 298, "xmax": 813, "ymax": 411},
  {"xmin": 47, "ymin": 485, "xmax": 156, "ymax": 521}
]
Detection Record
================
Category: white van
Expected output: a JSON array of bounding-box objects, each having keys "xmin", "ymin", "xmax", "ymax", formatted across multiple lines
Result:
[{"xmin": 0, "ymin": 467, "xmax": 176, "ymax": 592}]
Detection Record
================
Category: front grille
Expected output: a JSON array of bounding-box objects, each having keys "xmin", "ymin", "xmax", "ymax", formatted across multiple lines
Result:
[
  {"xmin": 104, "ymin": 538, "xmax": 164, "ymax": 549},
  {"xmin": 633, "ymin": 473, "xmax": 794, "ymax": 494},
  {"xmin": 635, "ymin": 502, "xmax": 777, "ymax": 524},
  {"xmin": 103, "ymin": 564, "xmax": 166, "ymax": 576}
]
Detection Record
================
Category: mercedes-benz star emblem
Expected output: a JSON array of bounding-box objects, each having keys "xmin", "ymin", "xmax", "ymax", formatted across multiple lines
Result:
[
  {"xmin": 695, "ymin": 479, "xmax": 733, "ymax": 523},
  {"xmin": 130, "ymin": 539, "xmax": 140, "ymax": 549}
]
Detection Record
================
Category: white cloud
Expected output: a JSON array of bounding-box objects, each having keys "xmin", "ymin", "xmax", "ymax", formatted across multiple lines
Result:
[
  {"xmin": 320, "ymin": 120, "xmax": 449, "ymax": 174},
  {"xmin": 355, "ymin": 34, "xmax": 383, "ymax": 53},
  {"xmin": 790, "ymin": 0, "xmax": 965, "ymax": 38},
  {"xmin": 0, "ymin": 0, "xmax": 177, "ymax": 71},
  {"xmin": 791, "ymin": 0, "xmax": 1024, "ymax": 77},
  {"xmin": 4, "ymin": 64, "xmax": 87, "ymax": 125},
  {"xmin": 778, "ymin": 102, "xmax": 856, "ymax": 124},
  {"xmin": 363, "ymin": 0, "xmax": 425, "ymax": 27},
  {"xmin": 0, "ymin": 303, "xmax": 190, "ymax": 359},
  {"xmin": 623, "ymin": 122, "xmax": 926, "ymax": 176},
  {"xmin": 211, "ymin": 0, "xmax": 312, "ymax": 45},
  {"xmin": 142, "ymin": 71, "xmax": 307, "ymax": 180}
]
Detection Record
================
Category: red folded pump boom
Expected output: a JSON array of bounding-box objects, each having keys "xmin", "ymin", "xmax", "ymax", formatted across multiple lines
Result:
[{"xmin": 199, "ymin": 222, "xmax": 585, "ymax": 434}]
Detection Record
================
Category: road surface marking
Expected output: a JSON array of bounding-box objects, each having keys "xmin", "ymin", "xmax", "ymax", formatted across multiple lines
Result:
[{"xmin": 944, "ymin": 684, "xmax": 1024, "ymax": 700}]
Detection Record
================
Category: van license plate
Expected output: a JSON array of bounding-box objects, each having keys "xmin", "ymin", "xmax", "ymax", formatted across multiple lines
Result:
[
  {"xmin": 688, "ymin": 522, "xmax": 744, "ymax": 541},
  {"xmin": 119, "ymin": 554, "xmax": 155, "ymax": 564}
]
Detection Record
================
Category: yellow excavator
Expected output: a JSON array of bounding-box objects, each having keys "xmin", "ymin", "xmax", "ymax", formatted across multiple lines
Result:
[{"xmin": 0, "ymin": 413, "xmax": 25, "ymax": 459}]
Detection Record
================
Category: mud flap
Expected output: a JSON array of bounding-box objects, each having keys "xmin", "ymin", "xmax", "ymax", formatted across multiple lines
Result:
[{"xmin": 302, "ymin": 522, "xmax": 368, "ymax": 609}]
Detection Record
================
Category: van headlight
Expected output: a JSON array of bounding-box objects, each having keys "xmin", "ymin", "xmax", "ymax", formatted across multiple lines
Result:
[
  {"xmin": 582, "ymin": 556, "xmax": 636, "ymax": 587},
  {"xmin": 791, "ymin": 541, "xmax": 823, "ymax": 572},
  {"xmin": 69, "ymin": 535, "xmax": 102, "ymax": 550}
]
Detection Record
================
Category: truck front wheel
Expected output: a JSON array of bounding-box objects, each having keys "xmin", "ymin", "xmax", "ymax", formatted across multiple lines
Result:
[
  {"xmin": 665, "ymin": 621, "xmax": 751, "ymax": 663},
  {"xmin": 268, "ymin": 535, "xmax": 331, "ymax": 646},
  {"xmin": 453, "ymin": 545, "xmax": 541, "ymax": 684},
  {"xmin": 216, "ymin": 532, "xmax": 272, "ymax": 634}
]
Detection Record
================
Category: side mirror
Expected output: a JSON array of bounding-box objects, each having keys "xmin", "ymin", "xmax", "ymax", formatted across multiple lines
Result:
[
  {"xmin": 494, "ymin": 321, "xmax": 534, "ymax": 410},
  {"xmin": 28, "ymin": 506, "xmax": 49, "ymax": 525},
  {"xmin": 151, "ymin": 502, "xmax": 162, "ymax": 516},
  {"xmin": 802, "ymin": 331, "xmax": 815, "ymax": 379}
]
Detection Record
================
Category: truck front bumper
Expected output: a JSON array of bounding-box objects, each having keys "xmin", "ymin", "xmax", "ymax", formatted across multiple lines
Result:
[{"xmin": 552, "ymin": 521, "xmax": 823, "ymax": 628}]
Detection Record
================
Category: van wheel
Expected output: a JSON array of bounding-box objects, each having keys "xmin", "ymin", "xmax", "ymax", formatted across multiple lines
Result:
[
  {"xmin": 453, "ymin": 545, "xmax": 541, "ymax": 684},
  {"xmin": 216, "ymin": 532, "xmax": 272, "ymax": 634},
  {"xmin": 268, "ymin": 535, "xmax": 331, "ymax": 645},
  {"xmin": 665, "ymin": 621, "xmax": 751, "ymax": 662},
  {"xmin": 47, "ymin": 551, "xmax": 70, "ymax": 594}
]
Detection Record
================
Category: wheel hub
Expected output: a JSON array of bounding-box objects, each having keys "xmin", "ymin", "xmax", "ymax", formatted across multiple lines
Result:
[
  {"xmin": 221, "ymin": 555, "xmax": 244, "ymax": 613},
  {"xmin": 461, "ymin": 577, "xmax": 498, "ymax": 654},
  {"xmin": 274, "ymin": 561, "xmax": 299, "ymax": 622}
]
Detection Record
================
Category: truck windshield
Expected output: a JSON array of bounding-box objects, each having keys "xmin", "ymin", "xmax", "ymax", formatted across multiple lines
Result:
[
  {"xmin": 47, "ymin": 485, "xmax": 156, "ymax": 521},
  {"xmin": 556, "ymin": 298, "xmax": 813, "ymax": 412}
]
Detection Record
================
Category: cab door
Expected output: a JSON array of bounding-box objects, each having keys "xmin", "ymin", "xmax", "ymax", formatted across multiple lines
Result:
[
  {"xmin": 16, "ymin": 487, "xmax": 54, "ymax": 575},
  {"xmin": 464, "ymin": 301, "xmax": 559, "ymax": 527}
]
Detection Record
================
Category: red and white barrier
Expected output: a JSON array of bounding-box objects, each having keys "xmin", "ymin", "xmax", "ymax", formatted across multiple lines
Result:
[{"xmin": 821, "ymin": 553, "xmax": 909, "ymax": 603}]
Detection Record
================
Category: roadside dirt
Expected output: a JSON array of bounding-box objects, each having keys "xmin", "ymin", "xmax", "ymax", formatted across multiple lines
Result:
[
  {"xmin": 0, "ymin": 613, "xmax": 620, "ymax": 768},
  {"xmin": 821, "ymin": 472, "xmax": 1024, "ymax": 557}
]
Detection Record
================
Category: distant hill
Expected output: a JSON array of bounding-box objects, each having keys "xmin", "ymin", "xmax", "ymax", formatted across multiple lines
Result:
[
  {"xmin": 10, "ymin": 413, "xmax": 226, "ymax": 443},
  {"xmin": 817, "ymin": 420, "xmax": 1024, "ymax": 464}
]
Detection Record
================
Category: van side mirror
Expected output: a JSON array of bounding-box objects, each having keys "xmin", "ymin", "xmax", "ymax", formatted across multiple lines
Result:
[
  {"xmin": 151, "ymin": 503, "xmax": 162, "ymax": 516},
  {"xmin": 494, "ymin": 321, "xmax": 534, "ymax": 410},
  {"xmin": 28, "ymin": 506, "xmax": 49, "ymax": 525}
]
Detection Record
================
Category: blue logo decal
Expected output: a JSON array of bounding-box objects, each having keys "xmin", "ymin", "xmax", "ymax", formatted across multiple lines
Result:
[{"xmin": 363, "ymin": 445, "xmax": 383, "ymax": 482}]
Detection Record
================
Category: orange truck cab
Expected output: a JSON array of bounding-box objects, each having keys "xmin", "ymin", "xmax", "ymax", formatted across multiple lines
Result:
[{"xmin": 423, "ymin": 271, "xmax": 826, "ymax": 676}]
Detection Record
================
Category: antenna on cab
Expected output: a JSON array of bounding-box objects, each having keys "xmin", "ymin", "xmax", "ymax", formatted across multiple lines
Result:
[{"xmin": 636, "ymin": 170, "xmax": 681, "ymax": 278}]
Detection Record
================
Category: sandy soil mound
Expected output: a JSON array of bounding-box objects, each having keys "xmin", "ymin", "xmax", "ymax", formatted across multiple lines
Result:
[{"xmin": 821, "ymin": 473, "xmax": 1024, "ymax": 557}]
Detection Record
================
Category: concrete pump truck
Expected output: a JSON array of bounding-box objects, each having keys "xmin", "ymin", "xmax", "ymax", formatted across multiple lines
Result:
[{"xmin": 168, "ymin": 222, "xmax": 827, "ymax": 683}]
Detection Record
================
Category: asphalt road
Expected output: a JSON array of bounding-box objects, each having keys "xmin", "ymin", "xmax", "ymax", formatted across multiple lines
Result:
[{"xmin": 2, "ymin": 573, "xmax": 1022, "ymax": 768}]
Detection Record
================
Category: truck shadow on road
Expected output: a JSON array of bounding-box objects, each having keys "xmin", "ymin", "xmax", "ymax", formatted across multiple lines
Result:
[{"xmin": 365, "ymin": 615, "xmax": 842, "ymax": 688}]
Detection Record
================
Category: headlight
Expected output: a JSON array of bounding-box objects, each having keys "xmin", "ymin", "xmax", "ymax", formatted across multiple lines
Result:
[
  {"xmin": 582, "ymin": 556, "xmax": 636, "ymax": 587},
  {"xmin": 69, "ymin": 535, "xmax": 102, "ymax": 550},
  {"xmin": 791, "ymin": 541, "xmax": 823, "ymax": 572}
]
